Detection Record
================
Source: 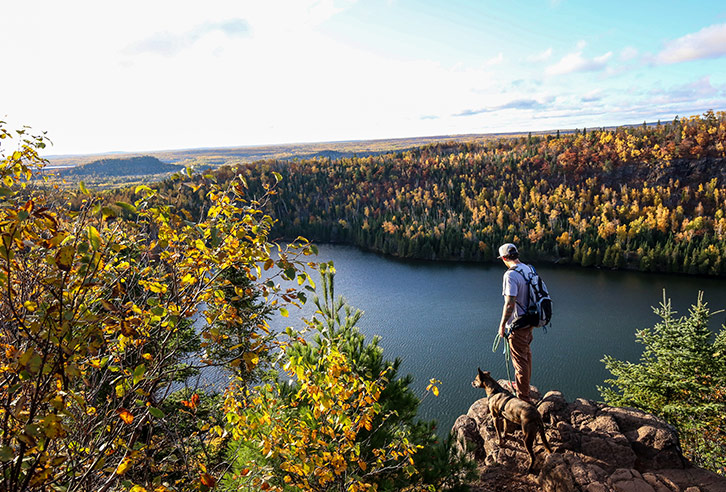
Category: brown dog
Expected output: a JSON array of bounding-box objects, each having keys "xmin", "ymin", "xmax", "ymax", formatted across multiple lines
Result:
[{"xmin": 472, "ymin": 368, "xmax": 552, "ymax": 472}]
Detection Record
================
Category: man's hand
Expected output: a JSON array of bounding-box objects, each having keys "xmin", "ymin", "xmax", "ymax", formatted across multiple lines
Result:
[{"xmin": 498, "ymin": 324, "xmax": 507, "ymax": 338}]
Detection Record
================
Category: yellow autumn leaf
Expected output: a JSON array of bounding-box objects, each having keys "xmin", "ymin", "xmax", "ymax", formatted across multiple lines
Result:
[
  {"xmin": 116, "ymin": 458, "xmax": 132, "ymax": 475},
  {"xmin": 243, "ymin": 352, "xmax": 259, "ymax": 370},
  {"xmin": 146, "ymin": 282, "xmax": 166, "ymax": 294},
  {"xmin": 181, "ymin": 273, "xmax": 196, "ymax": 285},
  {"xmin": 87, "ymin": 225, "xmax": 101, "ymax": 250},
  {"xmin": 194, "ymin": 239, "xmax": 207, "ymax": 252},
  {"xmin": 55, "ymin": 245, "xmax": 74, "ymax": 272}
]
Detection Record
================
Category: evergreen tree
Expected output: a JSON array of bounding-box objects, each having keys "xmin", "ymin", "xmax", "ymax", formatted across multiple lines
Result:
[
  {"xmin": 204, "ymin": 266, "xmax": 275, "ymax": 383},
  {"xmin": 600, "ymin": 293, "xmax": 726, "ymax": 474}
]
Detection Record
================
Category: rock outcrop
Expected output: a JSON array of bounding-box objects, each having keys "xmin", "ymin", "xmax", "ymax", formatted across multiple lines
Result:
[{"xmin": 453, "ymin": 382, "xmax": 726, "ymax": 492}]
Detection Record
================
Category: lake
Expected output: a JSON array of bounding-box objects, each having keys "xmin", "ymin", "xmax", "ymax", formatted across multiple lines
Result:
[{"xmin": 268, "ymin": 244, "xmax": 726, "ymax": 436}]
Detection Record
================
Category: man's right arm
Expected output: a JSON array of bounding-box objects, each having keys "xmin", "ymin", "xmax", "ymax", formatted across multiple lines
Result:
[{"xmin": 499, "ymin": 295, "xmax": 516, "ymax": 338}]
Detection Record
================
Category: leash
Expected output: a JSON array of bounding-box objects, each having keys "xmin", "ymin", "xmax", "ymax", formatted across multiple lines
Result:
[{"xmin": 491, "ymin": 330, "xmax": 518, "ymax": 397}]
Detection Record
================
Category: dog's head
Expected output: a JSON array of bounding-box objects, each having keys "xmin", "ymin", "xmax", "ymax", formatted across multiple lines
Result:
[{"xmin": 471, "ymin": 367, "xmax": 500, "ymax": 396}]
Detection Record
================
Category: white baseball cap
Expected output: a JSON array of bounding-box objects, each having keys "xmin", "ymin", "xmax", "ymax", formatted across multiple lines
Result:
[{"xmin": 497, "ymin": 243, "xmax": 518, "ymax": 259}]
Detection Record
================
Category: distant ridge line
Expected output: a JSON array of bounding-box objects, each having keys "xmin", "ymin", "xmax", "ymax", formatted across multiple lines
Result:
[{"xmin": 44, "ymin": 120, "xmax": 668, "ymax": 170}]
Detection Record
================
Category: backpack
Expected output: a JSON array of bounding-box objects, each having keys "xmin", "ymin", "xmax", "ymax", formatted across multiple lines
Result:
[{"xmin": 510, "ymin": 264, "xmax": 553, "ymax": 329}]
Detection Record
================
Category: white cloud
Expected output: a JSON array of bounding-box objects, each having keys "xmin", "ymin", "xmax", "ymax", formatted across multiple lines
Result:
[
  {"xmin": 656, "ymin": 23, "xmax": 726, "ymax": 64},
  {"xmin": 647, "ymin": 76, "xmax": 720, "ymax": 104},
  {"xmin": 124, "ymin": 19, "xmax": 250, "ymax": 56},
  {"xmin": 486, "ymin": 52, "xmax": 504, "ymax": 65},
  {"xmin": 581, "ymin": 89, "xmax": 603, "ymax": 102},
  {"xmin": 545, "ymin": 49, "xmax": 612, "ymax": 76},
  {"xmin": 527, "ymin": 48, "xmax": 552, "ymax": 62},
  {"xmin": 620, "ymin": 46, "xmax": 638, "ymax": 61}
]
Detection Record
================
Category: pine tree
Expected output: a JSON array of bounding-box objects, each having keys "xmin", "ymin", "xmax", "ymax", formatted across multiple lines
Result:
[{"xmin": 601, "ymin": 293, "xmax": 726, "ymax": 474}]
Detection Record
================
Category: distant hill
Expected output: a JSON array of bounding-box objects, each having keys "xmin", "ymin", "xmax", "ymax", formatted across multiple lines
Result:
[
  {"xmin": 45, "ymin": 133, "xmax": 522, "ymax": 170},
  {"xmin": 58, "ymin": 156, "xmax": 183, "ymax": 178}
]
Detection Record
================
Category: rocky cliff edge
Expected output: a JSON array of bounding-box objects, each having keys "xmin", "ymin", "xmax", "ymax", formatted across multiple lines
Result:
[{"xmin": 452, "ymin": 382, "xmax": 726, "ymax": 492}]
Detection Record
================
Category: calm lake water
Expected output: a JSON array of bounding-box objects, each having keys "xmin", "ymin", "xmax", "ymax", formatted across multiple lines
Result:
[{"xmin": 268, "ymin": 244, "xmax": 726, "ymax": 436}]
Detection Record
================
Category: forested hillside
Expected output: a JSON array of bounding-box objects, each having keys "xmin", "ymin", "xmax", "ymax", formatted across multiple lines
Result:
[
  {"xmin": 103, "ymin": 112, "xmax": 726, "ymax": 276},
  {"xmin": 58, "ymin": 155, "xmax": 183, "ymax": 178}
]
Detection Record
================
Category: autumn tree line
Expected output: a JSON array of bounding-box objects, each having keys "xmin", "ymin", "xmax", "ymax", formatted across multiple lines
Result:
[{"xmin": 117, "ymin": 111, "xmax": 726, "ymax": 276}]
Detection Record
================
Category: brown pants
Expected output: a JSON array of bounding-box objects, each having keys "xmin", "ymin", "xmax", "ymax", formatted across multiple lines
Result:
[{"xmin": 509, "ymin": 326, "xmax": 534, "ymax": 402}]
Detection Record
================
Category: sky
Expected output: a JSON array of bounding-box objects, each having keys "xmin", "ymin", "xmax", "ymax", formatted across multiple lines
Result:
[{"xmin": 2, "ymin": 0, "xmax": 726, "ymax": 156}]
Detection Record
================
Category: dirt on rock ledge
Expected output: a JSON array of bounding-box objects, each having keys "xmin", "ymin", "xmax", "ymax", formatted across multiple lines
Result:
[{"xmin": 452, "ymin": 382, "xmax": 726, "ymax": 492}]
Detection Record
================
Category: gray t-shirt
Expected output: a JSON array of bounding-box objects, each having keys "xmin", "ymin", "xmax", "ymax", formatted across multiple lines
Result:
[{"xmin": 502, "ymin": 263, "xmax": 532, "ymax": 328}]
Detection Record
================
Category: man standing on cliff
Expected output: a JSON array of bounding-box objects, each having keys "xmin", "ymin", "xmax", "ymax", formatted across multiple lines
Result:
[{"xmin": 497, "ymin": 243, "xmax": 535, "ymax": 403}]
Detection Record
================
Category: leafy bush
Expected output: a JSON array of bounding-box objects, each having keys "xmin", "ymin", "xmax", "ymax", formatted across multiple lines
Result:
[
  {"xmin": 224, "ymin": 263, "xmax": 474, "ymax": 491},
  {"xmin": 0, "ymin": 122, "xmax": 314, "ymax": 491}
]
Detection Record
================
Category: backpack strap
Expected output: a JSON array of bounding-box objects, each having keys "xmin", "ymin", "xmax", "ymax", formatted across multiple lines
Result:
[
  {"xmin": 507, "ymin": 264, "xmax": 532, "ymax": 312},
  {"xmin": 508, "ymin": 265, "xmax": 528, "ymax": 282}
]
